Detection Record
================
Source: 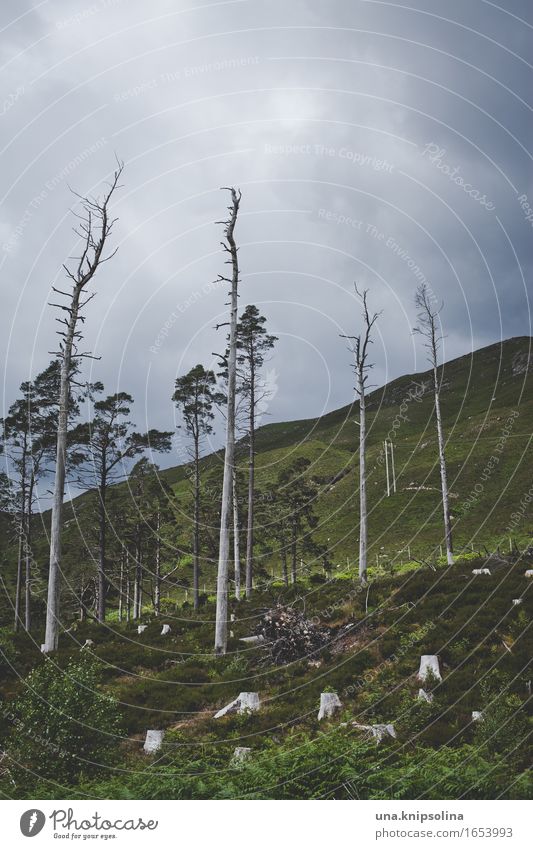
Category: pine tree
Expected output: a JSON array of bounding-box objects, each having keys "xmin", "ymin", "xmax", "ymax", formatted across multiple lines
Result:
[
  {"xmin": 73, "ymin": 391, "xmax": 172, "ymax": 621},
  {"xmin": 235, "ymin": 305, "xmax": 277, "ymax": 598},
  {"xmin": 173, "ymin": 365, "xmax": 223, "ymax": 610}
]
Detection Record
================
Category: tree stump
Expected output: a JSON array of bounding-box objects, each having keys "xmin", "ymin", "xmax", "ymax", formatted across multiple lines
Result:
[
  {"xmin": 525, "ymin": 570, "xmax": 533, "ymax": 578},
  {"xmin": 143, "ymin": 730, "xmax": 165, "ymax": 753},
  {"xmin": 417, "ymin": 688, "xmax": 433, "ymax": 703},
  {"xmin": 161, "ymin": 624, "xmax": 171, "ymax": 635},
  {"xmin": 214, "ymin": 692, "xmax": 260, "ymax": 718},
  {"xmin": 351, "ymin": 722, "xmax": 396, "ymax": 743},
  {"xmin": 471, "ymin": 711, "xmax": 484, "ymax": 722},
  {"xmin": 137, "ymin": 625, "xmax": 147, "ymax": 634},
  {"xmin": 80, "ymin": 639, "xmax": 94, "ymax": 650},
  {"xmin": 318, "ymin": 691, "xmax": 342, "ymax": 720},
  {"xmin": 417, "ymin": 654, "xmax": 442, "ymax": 682},
  {"xmin": 232, "ymin": 747, "xmax": 252, "ymax": 762}
]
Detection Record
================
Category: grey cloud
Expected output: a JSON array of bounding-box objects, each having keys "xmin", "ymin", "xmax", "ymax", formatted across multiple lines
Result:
[{"xmin": 1, "ymin": 0, "xmax": 531, "ymax": 470}]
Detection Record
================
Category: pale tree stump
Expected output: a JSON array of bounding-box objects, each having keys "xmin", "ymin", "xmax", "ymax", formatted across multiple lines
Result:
[
  {"xmin": 512, "ymin": 599, "xmax": 523, "ymax": 606},
  {"xmin": 161, "ymin": 624, "xmax": 171, "ymax": 635},
  {"xmin": 471, "ymin": 711, "xmax": 484, "ymax": 722},
  {"xmin": 525, "ymin": 570, "xmax": 533, "ymax": 578},
  {"xmin": 143, "ymin": 730, "xmax": 165, "ymax": 753},
  {"xmin": 417, "ymin": 655, "xmax": 442, "ymax": 682},
  {"xmin": 417, "ymin": 688, "xmax": 433, "ymax": 703},
  {"xmin": 137, "ymin": 625, "xmax": 147, "ymax": 634},
  {"xmin": 232, "ymin": 747, "xmax": 252, "ymax": 762},
  {"xmin": 214, "ymin": 692, "xmax": 260, "ymax": 718},
  {"xmin": 80, "ymin": 639, "xmax": 94, "ymax": 650},
  {"xmin": 351, "ymin": 722, "xmax": 396, "ymax": 743},
  {"xmin": 318, "ymin": 692, "xmax": 342, "ymax": 720}
]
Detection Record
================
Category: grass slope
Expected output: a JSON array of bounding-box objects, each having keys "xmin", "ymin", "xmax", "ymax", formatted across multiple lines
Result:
[{"xmin": 1, "ymin": 553, "xmax": 531, "ymax": 799}]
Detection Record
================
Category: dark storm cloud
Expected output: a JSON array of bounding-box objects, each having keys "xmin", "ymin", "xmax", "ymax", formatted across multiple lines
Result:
[{"xmin": 1, "ymin": 0, "xmax": 531, "ymax": 479}]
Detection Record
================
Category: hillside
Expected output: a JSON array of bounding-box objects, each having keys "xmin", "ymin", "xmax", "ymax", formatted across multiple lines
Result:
[
  {"xmin": 1, "ymin": 335, "xmax": 532, "ymax": 622},
  {"xmin": 165, "ymin": 334, "xmax": 533, "ymax": 574},
  {"xmin": 1, "ymin": 551, "xmax": 531, "ymax": 799},
  {"xmin": 0, "ymin": 335, "xmax": 531, "ymax": 800}
]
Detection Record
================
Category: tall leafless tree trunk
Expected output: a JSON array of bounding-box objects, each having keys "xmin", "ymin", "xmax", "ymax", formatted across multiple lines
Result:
[
  {"xmin": 14, "ymin": 525, "xmax": 24, "ymax": 633},
  {"xmin": 125, "ymin": 551, "xmax": 131, "ymax": 622},
  {"xmin": 341, "ymin": 285, "xmax": 381, "ymax": 585},
  {"xmin": 97, "ymin": 467, "xmax": 107, "ymax": 622},
  {"xmin": 154, "ymin": 511, "xmax": 161, "ymax": 615},
  {"xmin": 192, "ymin": 442, "xmax": 200, "ymax": 610},
  {"xmin": 118, "ymin": 552, "xmax": 124, "ymax": 622},
  {"xmin": 233, "ymin": 471, "xmax": 241, "ymax": 599},
  {"xmin": 214, "ymin": 187, "xmax": 241, "ymax": 655},
  {"xmin": 13, "ymin": 433, "xmax": 27, "ymax": 632},
  {"xmin": 358, "ymin": 366, "xmax": 368, "ymax": 583},
  {"xmin": 42, "ymin": 163, "xmax": 122, "ymax": 653},
  {"xmin": 245, "ymin": 368, "xmax": 255, "ymax": 599},
  {"xmin": 414, "ymin": 284, "xmax": 453, "ymax": 565},
  {"xmin": 24, "ymin": 475, "xmax": 35, "ymax": 632},
  {"xmin": 133, "ymin": 528, "xmax": 143, "ymax": 619}
]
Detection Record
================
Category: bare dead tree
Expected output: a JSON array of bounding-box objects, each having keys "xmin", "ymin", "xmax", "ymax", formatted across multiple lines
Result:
[
  {"xmin": 214, "ymin": 187, "xmax": 241, "ymax": 655},
  {"xmin": 341, "ymin": 285, "xmax": 381, "ymax": 585},
  {"xmin": 233, "ymin": 469, "xmax": 241, "ymax": 599},
  {"xmin": 42, "ymin": 162, "xmax": 123, "ymax": 653},
  {"xmin": 413, "ymin": 283, "xmax": 453, "ymax": 565}
]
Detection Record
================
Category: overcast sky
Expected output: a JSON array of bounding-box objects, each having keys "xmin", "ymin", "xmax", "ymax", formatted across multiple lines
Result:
[{"xmin": 1, "ymin": 0, "xmax": 531, "ymax": 469}]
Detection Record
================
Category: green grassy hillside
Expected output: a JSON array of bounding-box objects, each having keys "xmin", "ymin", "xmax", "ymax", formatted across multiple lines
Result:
[
  {"xmin": 170, "ymin": 334, "xmax": 533, "ymax": 574},
  {"xmin": 1, "ymin": 552, "xmax": 531, "ymax": 799},
  {"xmin": 1, "ymin": 336, "xmax": 532, "ymax": 621}
]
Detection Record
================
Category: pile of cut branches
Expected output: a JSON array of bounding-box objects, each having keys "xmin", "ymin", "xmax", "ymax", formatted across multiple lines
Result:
[{"xmin": 255, "ymin": 605, "xmax": 327, "ymax": 664}]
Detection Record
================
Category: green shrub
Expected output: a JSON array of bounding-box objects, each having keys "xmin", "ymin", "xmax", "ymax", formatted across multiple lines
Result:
[{"xmin": 6, "ymin": 655, "xmax": 123, "ymax": 785}]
